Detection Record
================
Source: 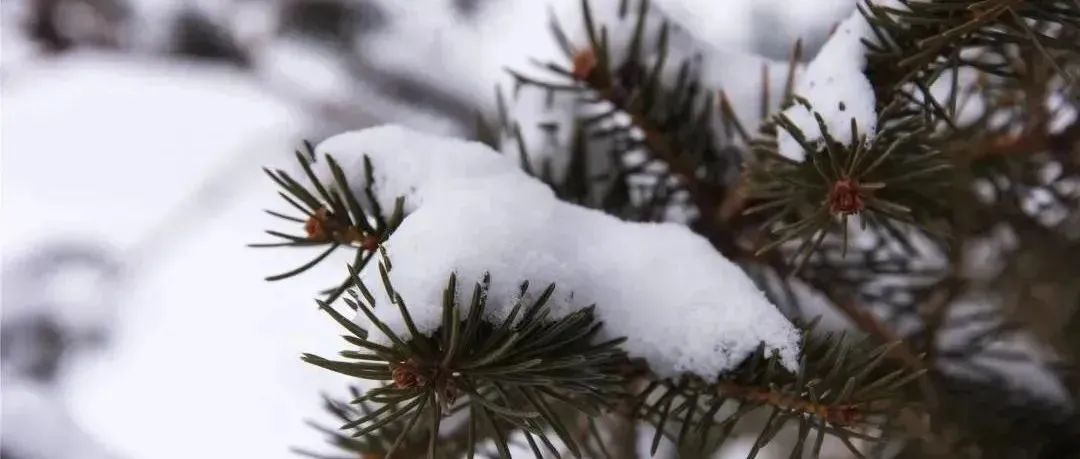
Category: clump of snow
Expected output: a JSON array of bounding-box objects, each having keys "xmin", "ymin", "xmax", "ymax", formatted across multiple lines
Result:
[
  {"xmin": 776, "ymin": 8, "xmax": 878, "ymax": 162},
  {"xmin": 318, "ymin": 127, "xmax": 520, "ymax": 214},
  {"xmin": 317, "ymin": 125, "xmax": 800, "ymax": 379}
]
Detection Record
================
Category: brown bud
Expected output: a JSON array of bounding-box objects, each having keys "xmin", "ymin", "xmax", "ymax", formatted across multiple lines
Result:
[
  {"xmin": 827, "ymin": 178, "xmax": 864, "ymax": 216},
  {"xmin": 571, "ymin": 48, "xmax": 597, "ymax": 81},
  {"xmin": 304, "ymin": 208, "xmax": 330, "ymax": 241},
  {"xmin": 829, "ymin": 405, "xmax": 863, "ymax": 425},
  {"xmin": 361, "ymin": 234, "xmax": 380, "ymax": 252},
  {"xmin": 390, "ymin": 360, "xmax": 423, "ymax": 389}
]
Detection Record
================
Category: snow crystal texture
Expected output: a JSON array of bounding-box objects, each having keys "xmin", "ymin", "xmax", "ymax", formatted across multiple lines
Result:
[{"xmin": 317, "ymin": 125, "xmax": 800, "ymax": 379}]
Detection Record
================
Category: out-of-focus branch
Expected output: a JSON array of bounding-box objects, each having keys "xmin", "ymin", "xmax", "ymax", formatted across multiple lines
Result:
[{"xmin": 969, "ymin": 121, "xmax": 1080, "ymax": 160}]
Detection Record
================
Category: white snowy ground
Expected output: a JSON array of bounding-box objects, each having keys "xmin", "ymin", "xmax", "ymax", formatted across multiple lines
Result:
[{"xmin": 2, "ymin": 54, "xmax": 355, "ymax": 458}]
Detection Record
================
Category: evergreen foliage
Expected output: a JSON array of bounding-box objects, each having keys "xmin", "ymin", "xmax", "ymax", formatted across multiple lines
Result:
[
  {"xmin": 254, "ymin": 0, "xmax": 1080, "ymax": 456},
  {"xmin": 252, "ymin": 144, "xmax": 405, "ymax": 302}
]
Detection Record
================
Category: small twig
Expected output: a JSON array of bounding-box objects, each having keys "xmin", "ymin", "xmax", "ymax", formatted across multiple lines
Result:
[
  {"xmin": 714, "ymin": 380, "xmax": 866, "ymax": 426},
  {"xmin": 969, "ymin": 121, "xmax": 1080, "ymax": 159}
]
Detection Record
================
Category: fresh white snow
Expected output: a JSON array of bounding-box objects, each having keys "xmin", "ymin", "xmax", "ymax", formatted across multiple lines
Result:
[
  {"xmin": 776, "ymin": 8, "xmax": 878, "ymax": 162},
  {"xmin": 317, "ymin": 125, "xmax": 801, "ymax": 378},
  {"xmin": 2, "ymin": 53, "xmax": 349, "ymax": 459}
]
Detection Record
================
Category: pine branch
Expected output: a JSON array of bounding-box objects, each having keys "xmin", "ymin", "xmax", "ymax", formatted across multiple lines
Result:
[
  {"xmin": 302, "ymin": 256, "xmax": 628, "ymax": 458},
  {"xmin": 972, "ymin": 122, "xmax": 1080, "ymax": 158},
  {"xmin": 285, "ymin": 1, "xmax": 1080, "ymax": 456},
  {"xmin": 252, "ymin": 142, "xmax": 405, "ymax": 302},
  {"xmin": 634, "ymin": 324, "xmax": 924, "ymax": 457},
  {"xmin": 574, "ymin": 49, "xmax": 725, "ymax": 216},
  {"xmin": 862, "ymin": 0, "xmax": 1080, "ymax": 108},
  {"xmin": 509, "ymin": 0, "xmax": 737, "ymax": 224},
  {"xmin": 510, "ymin": 0, "xmax": 937, "ymax": 381}
]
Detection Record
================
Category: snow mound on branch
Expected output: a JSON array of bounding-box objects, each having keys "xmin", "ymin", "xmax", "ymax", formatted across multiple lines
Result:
[
  {"xmin": 317, "ymin": 125, "xmax": 800, "ymax": 379},
  {"xmin": 777, "ymin": 8, "xmax": 877, "ymax": 162}
]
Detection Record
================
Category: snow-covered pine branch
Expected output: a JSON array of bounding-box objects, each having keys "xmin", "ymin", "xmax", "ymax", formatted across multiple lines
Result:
[{"xmin": 316, "ymin": 125, "xmax": 800, "ymax": 379}]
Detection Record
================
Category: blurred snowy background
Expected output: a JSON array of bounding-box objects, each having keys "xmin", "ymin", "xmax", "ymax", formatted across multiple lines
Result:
[{"xmin": 1, "ymin": 0, "xmax": 860, "ymax": 457}]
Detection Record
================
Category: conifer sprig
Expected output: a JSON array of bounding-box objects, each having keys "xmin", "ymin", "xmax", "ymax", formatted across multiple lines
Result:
[
  {"xmin": 252, "ymin": 143, "xmax": 405, "ymax": 302},
  {"xmin": 303, "ymin": 257, "xmax": 628, "ymax": 458},
  {"xmin": 861, "ymin": 0, "xmax": 1080, "ymax": 114},
  {"xmin": 261, "ymin": 0, "xmax": 1080, "ymax": 455},
  {"xmin": 295, "ymin": 391, "xmax": 429, "ymax": 458},
  {"xmin": 747, "ymin": 98, "xmax": 953, "ymax": 268},
  {"xmin": 635, "ymin": 322, "xmax": 924, "ymax": 458},
  {"xmin": 507, "ymin": 0, "xmax": 737, "ymax": 223}
]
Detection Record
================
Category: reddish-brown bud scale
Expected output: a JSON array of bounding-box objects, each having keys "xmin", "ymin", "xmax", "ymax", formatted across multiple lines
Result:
[
  {"xmin": 828, "ymin": 178, "xmax": 865, "ymax": 216},
  {"xmin": 829, "ymin": 405, "xmax": 863, "ymax": 425},
  {"xmin": 304, "ymin": 208, "xmax": 330, "ymax": 241},
  {"xmin": 361, "ymin": 235, "xmax": 380, "ymax": 251},
  {"xmin": 571, "ymin": 48, "xmax": 597, "ymax": 82},
  {"xmin": 390, "ymin": 360, "xmax": 423, "ymax": 389}
]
